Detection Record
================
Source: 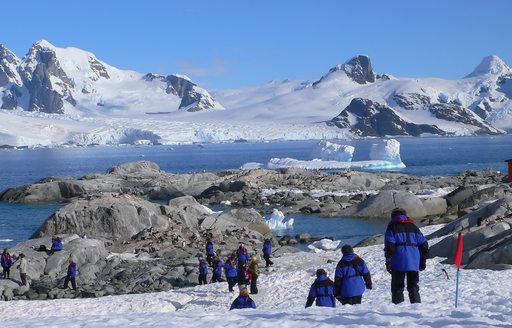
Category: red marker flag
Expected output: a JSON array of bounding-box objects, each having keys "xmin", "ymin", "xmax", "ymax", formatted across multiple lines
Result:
[{"xmin": 453, "ymin": 231, "xmax": 463, "ymax": 269}]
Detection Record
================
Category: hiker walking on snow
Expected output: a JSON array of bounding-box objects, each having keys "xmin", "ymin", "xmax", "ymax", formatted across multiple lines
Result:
[
  {"xmin": 211, "ymin": 256, "xmax": 223, "ymax": 283},
  {"xmin": 236, "ymin": 243, "xmax": 248, "ymax": 265},
  {"xmin": 198, "ymin": 258, "xmax": 208, "ymax": 285},
  {"xmin": 248, "ymin": 255, "xmax": 259, "ymax": 294},
  {"xmin": 305, "ymin": 268, "xmax": 336, "ymax": 308},
  {"xmin": 1, "ymin": 248, "xmax": 12, "ymax": 279},
  {"xmin": 205, "ymin": 239, "xmax": 215, "ymax": 266},
  {"xmin": 262, "ymin": 239, "xmax": 274, "ymax": 267},
  {"xmin": 224, "ymin": 255, "xmax": 238, "ymax": 292},
  {"xmin": 334, "ymin": 244, "xmax": 372, "ymax": 305},
  {"xmin": 384, "ymin": 208, "xmax": 429, "ymax": 304}
]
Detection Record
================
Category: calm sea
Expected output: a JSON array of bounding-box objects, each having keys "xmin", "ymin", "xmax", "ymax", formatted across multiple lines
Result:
[{"xmin": 1, "ymin": 135, "xmax": 511, "ymax": 249}]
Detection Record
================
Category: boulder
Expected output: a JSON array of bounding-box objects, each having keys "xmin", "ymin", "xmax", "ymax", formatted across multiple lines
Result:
[
  {"xmin": 421, "ymin": 197, "xmax": 448, "ymax": 216},
  {"xmin": 106, "ymin": 160, "xmax": 161, "ymax": 175},
  {"xmin": 340, "ymin": 191, "xmax": 427, "ymax": 219},
  {"xmin": 32, "ymin": 194, "xmax": 170, "ymax": 240}
]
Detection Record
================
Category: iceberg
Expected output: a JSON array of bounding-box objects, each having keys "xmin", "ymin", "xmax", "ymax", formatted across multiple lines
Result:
[
  {"xmin": 243, "ymin": 138, "xmax": 406, "ymax": 171},
  {"xmin": 369, "ymin": 139, "xmax": 403, "ymax": 165},
  {"xmin": 311, "ymin": 140, "xmax": 354, "ymax": 162},
  {"xmin": 307, "ymin": 239, "xmax": 341, "ymax": 251},
  {"xmin": 265, "ymin": 209, "xmax": 294, "ymax": 230}
]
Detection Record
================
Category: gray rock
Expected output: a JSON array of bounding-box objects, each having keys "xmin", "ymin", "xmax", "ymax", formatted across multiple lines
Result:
[
  {"xmin": 32, "ymin": 194, "xmax": 170, "ymax": 240},
  {"xmin": 421, "ymin": 197, "xmax": 448, "ymax": 216},
  {"xmin": 340, "ymin": 190, "xmax": 427, "ymax": 219},
  {"xmin": 13, "ymin": 285, "xmax": 29, "ymax": 296}
]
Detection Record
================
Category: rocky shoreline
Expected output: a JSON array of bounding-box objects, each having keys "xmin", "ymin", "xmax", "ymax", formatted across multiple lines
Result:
[{"xmin": 1, "ymin": 160, "xmax": 512, "ymax": 301}]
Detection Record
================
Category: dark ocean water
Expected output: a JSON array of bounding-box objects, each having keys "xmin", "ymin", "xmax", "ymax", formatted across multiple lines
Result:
[{"xmin": 1, "ymin": 135, "xmax": 511, "ymax": 249}]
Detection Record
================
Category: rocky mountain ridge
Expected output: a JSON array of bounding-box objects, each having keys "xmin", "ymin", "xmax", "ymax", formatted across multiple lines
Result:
[{"xmin": 0, "ymin": 40, "xmax": 223, "ymax": 114}]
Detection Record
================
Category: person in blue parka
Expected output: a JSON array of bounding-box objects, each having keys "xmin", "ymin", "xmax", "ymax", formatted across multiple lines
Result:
[
  {"xmin": 229, "ymin": 285, "xmax": 256, "ymax": 310},
  {"xmin": 50, "ymin": 235, "xmax": 64, "ymax": 255},
  {"xmin": 262, "ymin": 239, "xmax": 274, "ymax": 267},
  {"xmin": 384, "ymin": 208, "xmax": 429, "ymax": 304},
  {"xmin": 236, "ymin": 244, "xmax": 248, "ymax": 264},
  {"xmin": 198, "ymin": 258, "xmax": 208, "ymax": 285},
  {"xmin": 334, "ymin": 244, "xmax": 372, "ymax": 305},
  {"xmin": 205, "ymin": 239, "xmax": 215, "ymax": 266},
  {"xmin": 224, "ymin": 255, "xmax": 238, "ymax": 292},
  {"xmin": 305, "ymin": 268, "xmax": 336, "ymax": 308},
  {"xmin": 63, "ymin": 258, "xmax": 77, "ymax": 290},
  {"xmin": 211, "ymin": 256, "xmax": 223, "ymax": 283}
]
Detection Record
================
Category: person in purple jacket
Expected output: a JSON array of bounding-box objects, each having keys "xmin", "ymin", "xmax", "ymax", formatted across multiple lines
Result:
[
  {"xmin": 63, "ymin": 258, "xmax": 77, "ymax": 291},
  {"xmin": 384, "ymin": 208, "xmax": 429, "ymax": 304},
  {"xmin": 198, "ymin": 258, "xmax": 208, "ymax": 285},
  {"xmin": 211, "ymin": 256, "xmax": 223, "ymax": 283}
]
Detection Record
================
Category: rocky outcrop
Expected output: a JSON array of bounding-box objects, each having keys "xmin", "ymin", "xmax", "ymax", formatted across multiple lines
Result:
[
  {"xmin": 339, "ymin": 190, "xmax": 427, "ymax": 219},
  {"xmin": 0, "ymin": 161, "xmax": 222, "ymax": 203},
  {"xmin": 329, "ymin": 98, "xmax": 446, "ymax": 137},
  {"xmin": 313, "ymin": 55, "xmax": 376, "ymax": 86},
  {"xmin": 428, "ymin": 196, "xmax": 512, "ymax": 269},
  {"xmin": 142, "ymin": 73, "xmax": 222, "ymax": 112},
  {"xmin": 31, "ymin": 194, "xmax": 171, "ymax": 240}
]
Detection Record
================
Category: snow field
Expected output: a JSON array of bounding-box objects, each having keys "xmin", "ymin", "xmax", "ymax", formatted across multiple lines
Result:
[{"xmin": 1, "ymin": 225, "xmax": 512, "ymax": 327}]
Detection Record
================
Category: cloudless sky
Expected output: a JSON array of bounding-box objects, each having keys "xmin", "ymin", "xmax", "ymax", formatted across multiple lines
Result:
[{"xmin": 2, "ymin": 0, "xmax": 511, "ymax": 88}]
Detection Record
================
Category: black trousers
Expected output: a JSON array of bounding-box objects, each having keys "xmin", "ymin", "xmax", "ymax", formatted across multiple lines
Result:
[
  {"xmin": 341, "ymin": 295, "xmax": 362, "ymax": 305},
  {"xmin": 206, "ymin": 254, "xmax": 214, "ymax": 266},
  {"xmin": 391, "ymin": 271, "xmax": 420, "ymax": 304},
  {"xmin": 211, "ymin": 274, "xmax": 223, "ymax": 283},
  {"xmin": 263, "ymin": 254, "xmax": 273, "ymax": 267},
  {"xmin": 226, "ymin": 277, "xmax": 237, "ymax": 292},
  {"xmin": 198, "ymin": 274, "xmax": 208, "ymax": 285},
  {"xmin": 250, "ymin": 274, "xmax": 258, "ymax": 294},
  {"xmin": 2, "ymin": 267, "xmax": 10, "ymax": 279},
  {"xmin": 64, "ymin": 276, "xmax": 77, "ymax": 290},
  {"xmin": 20, "ymin": 273, "xmax": 27, "ymax": 286}
]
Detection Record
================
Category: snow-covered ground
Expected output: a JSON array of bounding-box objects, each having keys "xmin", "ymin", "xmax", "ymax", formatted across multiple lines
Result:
[{"xmin": 2, "ymin": 225, "xmax": 511, "ymax": 327}]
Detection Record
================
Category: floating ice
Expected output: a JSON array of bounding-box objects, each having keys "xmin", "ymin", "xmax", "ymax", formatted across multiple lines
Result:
[
  {"xmin": 265, "ymin": 209, "xmax": 294, "ymax": 230},
  {"xmin": 307, "ymin": 239, "xmax": 341, "ymax": 251},
  {"xmin": 369, "ymin": 139, "xmax": 402, "ymax": 165},
  {"xmin": 251, "ymin": 138, "xmax": 405, "ymax": 171},
  {"xmin": 311, "ymin": 140, "xmax": 354, "ymax": 162}
]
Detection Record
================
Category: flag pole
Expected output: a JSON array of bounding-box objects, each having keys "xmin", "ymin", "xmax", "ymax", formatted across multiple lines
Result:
[
  {"xmin": 455, "ymin": 268, "xmax": 460, "ymax": 308},
  {"xmin": 453, "ymin": 231, "xmax": 463, "ymax": 308}
]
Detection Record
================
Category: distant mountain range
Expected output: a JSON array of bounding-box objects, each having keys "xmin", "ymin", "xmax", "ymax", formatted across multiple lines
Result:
[{"xmin": 1, "ymin": 40, "xmax": 511, "ymax": 146}]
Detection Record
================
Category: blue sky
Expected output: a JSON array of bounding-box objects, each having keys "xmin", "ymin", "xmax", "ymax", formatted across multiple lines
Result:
[{"xmin": 2, "ymin": 0, "xmax": 511, "ymax": 88}]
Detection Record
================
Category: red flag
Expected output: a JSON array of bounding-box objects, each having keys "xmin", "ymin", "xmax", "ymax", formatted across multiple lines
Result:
[{"xmin": 453, "ymin": 231, "xmax": 464, "ymax": 269}]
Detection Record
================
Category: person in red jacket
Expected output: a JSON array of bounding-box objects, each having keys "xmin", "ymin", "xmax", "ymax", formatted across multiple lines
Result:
[{"xmin": 1, "ymin": 249, "xmax": 13, "ymax": 279}]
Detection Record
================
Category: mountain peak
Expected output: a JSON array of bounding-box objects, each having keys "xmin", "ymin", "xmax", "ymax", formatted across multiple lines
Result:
[
  {"xmin": 466, "ymin": 55, "xmax": 512, "ymax": 78},
  {"xmin": 343, "ymin": 55, "xmax": 375, "ymax": 84},
  {"xmin": 32, "ymin": 39, "xmax": 56, "ymax": 50}
]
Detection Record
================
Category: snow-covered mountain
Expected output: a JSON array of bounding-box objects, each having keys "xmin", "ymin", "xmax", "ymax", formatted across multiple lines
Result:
[
  {"xmin": 1, "ymin": 40, "xmax": 512, "ymax": 146},
  {"xmin": 0, "ymin": 40, "xmax": 223, "ymax": 116},
  {"xmin": 213, "ymin": 55, "xmax": 511, "ymax": 137}
]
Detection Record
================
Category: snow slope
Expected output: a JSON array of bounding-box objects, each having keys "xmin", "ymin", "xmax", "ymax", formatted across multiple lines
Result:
[
  {"xmin": 2, "ymin": 40, "xmax": 512, "ymax": 146},
  {"xmin": 1, "ymin": 225, "xmax": 511, "ymax": 327}
]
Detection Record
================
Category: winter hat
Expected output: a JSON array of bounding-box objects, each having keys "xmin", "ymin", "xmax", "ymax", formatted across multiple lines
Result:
[
  {"xmin": 391, "ymin": 208, "xmax": 408, "ymax": 220},
  {"xmin": 341, "ymin": 244, "xmax": 354, "ymax": 255},
  {"xmin": 316, "ymin": 268, "xmax": 326, "ymax": 277},
  {"xmin": 20, "ymin": 253, "xmax": 25, "ymax": 258},
  {"xmin": 251, "ymin": 255, "xmax": 257, "ymax": 262}
]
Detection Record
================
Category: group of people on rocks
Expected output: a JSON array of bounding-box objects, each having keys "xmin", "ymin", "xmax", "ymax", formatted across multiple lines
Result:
[
  {"xmin": 2, "ymin": 235, "xmax": 78, "ymax": 291},
  {"xmin": 196, "ymin": 238, "xmax": 276, "ymax": 310},
  {"xmin": 306, "ymin": 208, "xmax": 429, "ymax": 308},
  {"xmin": 2, "ymin": 249, "xmax": 28, "ymax": 286},
  {"xmin": 218, "ymin": 207, "xmax": 429, "ymax": 310}
]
